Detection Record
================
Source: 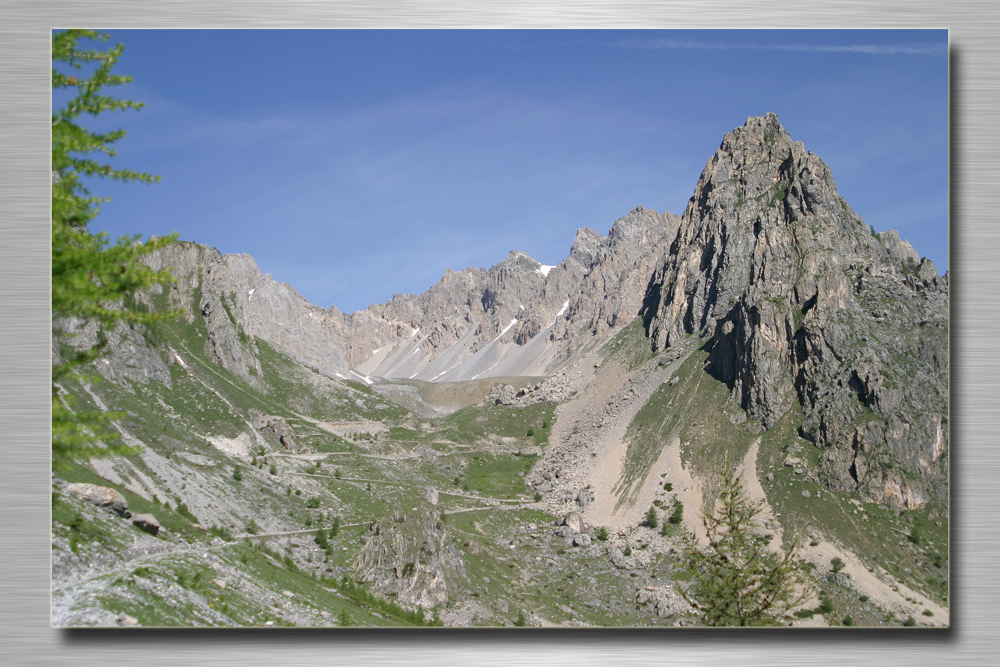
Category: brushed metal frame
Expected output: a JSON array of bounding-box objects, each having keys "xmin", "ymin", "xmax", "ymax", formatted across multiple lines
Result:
[{"xmin": 4, "ymin": 4, "xmax": 995, "ymax": 665}]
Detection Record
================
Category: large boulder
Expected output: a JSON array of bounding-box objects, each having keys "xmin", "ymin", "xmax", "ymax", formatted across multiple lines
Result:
[
  {"xmin": 67, "ymin": 483, "xmax": 130, "ymax": 518},
  {"xmin": 131, "ymin": 513, "xmax": 161, "ymax": 536},
  {"xmin": 251, "ymin": 412, "xmax": 299, "ymax": 453},
  {"xmin": 561, "ymin": 511, "xmax": 585, "ymax": 535}
]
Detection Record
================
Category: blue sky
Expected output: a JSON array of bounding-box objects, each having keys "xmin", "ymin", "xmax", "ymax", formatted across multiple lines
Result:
[{"xmin": 64, "ymin": 29, "xmax": 949, "ymax": 314}]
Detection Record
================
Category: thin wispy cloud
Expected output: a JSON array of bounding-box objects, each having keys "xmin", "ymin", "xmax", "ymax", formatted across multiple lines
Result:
[{"xmin": 605, "ymin": 38, "xmax": 947, "ymax": 57}]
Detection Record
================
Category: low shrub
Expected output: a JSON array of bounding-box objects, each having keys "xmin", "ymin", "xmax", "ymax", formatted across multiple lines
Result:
[
  {"xmin": 668, "ymin": 499, "xmax": 684, "ymax": 525},
  {"xmin": 208, "ymin": 524, "xmax": 233, "ymax": 540}
]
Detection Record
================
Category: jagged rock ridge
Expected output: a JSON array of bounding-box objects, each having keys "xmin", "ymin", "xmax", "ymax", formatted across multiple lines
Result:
[
  {"xmin": 136, "ymin": 206, "xmax": 680, "ymax": 386},
  {"xmin": 641, "ymin": 113, "xmax": 948, "ymax": 508},
  {"xmin": 350, "ymin": 205, "xmax": 680, "ymax": 382}
]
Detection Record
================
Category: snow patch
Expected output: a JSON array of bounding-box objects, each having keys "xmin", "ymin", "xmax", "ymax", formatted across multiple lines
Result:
[
  {"xmin": 173, "ymin": 353, "xmax": 187, "ymax": 368},
  {"xmin": 499, "ymin": 319, "xmax": 518, "ymax": 337},
  {"xmin": 349, "ymin": 370, "xmax": 374, "ymax": 385},
  {"xmin": 548, "ymin": 299, "xmax": 571, "ymax": 328},
  {"xmin": 536, "ymin": 264, "xmax": 555, "ymax": 277}
]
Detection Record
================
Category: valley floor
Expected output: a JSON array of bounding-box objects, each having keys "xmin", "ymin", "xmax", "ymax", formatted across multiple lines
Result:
[{"xmin": 52, "ymin": 319, "xmax": 948, "ymax": 628}]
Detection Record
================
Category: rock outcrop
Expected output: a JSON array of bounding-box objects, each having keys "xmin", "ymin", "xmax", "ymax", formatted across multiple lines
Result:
[
  {"xmin": 351, "ymin": 512, "xmax": 466, "ymax": 610},
  {"xmin": 250, "ymin": 412, "xmax": 299, "ymax": 453},
  {"xmin": 142, "ymin": 242, "xmax": 345, "ymax": 385},
  {"xmin": 641, "ymin": 113, "xmax": 948, "ymax": 507},
  {"xmin": 53, "ymin": 316, "xmax": 173, "ymax": 390}
]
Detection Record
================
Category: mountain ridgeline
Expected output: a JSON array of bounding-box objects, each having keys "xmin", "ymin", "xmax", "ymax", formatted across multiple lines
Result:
[
  {"xmin": 123, "ymin": 116, "xmax": 942, "ymax": 508},
  {"xmin": 136, "ymin": 113, "xmax": 943, "ymax": 509},
  {"xmin": 137, "ymin": 204, "xmax": 681, "ymax": 386}
]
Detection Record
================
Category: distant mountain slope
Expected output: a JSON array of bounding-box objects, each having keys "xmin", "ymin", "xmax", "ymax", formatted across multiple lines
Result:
[{"xmin": 140, "ymin": 206, "xmax": 680, "ymax": 386}]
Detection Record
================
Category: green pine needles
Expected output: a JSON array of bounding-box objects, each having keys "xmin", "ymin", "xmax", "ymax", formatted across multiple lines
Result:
[
  {"xmin": 680, "ymin": 461, "xmax": 810, "ymax": 626},
  {"xmin": 52, "ymin": 29, "xmax": 180, "ymax": 464}
]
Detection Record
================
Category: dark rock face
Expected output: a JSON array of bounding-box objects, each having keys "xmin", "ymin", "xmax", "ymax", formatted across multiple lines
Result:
[{"xmin": 642, "ymin": 113, "xmax": 948, "ymax": 508}]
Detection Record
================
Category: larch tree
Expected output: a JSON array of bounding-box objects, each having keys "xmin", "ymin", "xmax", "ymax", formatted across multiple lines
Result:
[
  {"xmin": 679, "ymin": 461, "xmax": 810, "ymax": 626},
  {"xmin": 51, "ymin": 29, "xmax": 179, "ymax": 464}
]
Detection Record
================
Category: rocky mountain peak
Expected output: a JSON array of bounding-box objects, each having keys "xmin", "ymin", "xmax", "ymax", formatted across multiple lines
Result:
[
  {"xmin": 641, "ymin": 113, "xmax": 947, "ymax": 508},
  {"xmin": 646, "ymin": 113, "xmax": 931, "ymax": 350},
  {"xmin": 337, "ymin": 203, "xmax": 680, "ymax": 382},
  {"xmin": 567, "ymin": 227, "xmax": 605, "ymax": 268},
  {"xmin": 500, "ymin": 249, "xmax": 544, "ymax": 270},
  {"xmin": 721, "ymin": 112, "xmax": 791, "ymax": 150}
]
